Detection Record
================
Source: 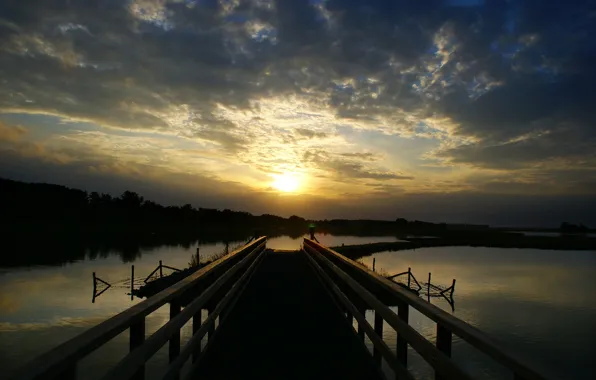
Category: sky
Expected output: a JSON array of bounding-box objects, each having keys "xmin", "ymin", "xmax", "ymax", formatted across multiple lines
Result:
[{"xmin": 1, "ymin": 0, "xmax": 596, "ymax": 226}]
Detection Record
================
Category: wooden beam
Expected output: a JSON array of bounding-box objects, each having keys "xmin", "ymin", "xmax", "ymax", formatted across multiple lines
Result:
[
  {"xmin": 435, "ymin": 324, "xmax": 452, "ymax": 380},
  {"xmin": 169, "ymin": 301, "xmax": 181, "ymax": 364},
  {"xmin": 373, "ymin": 312, "xmax": 383, "ymax": 366},
  {"xmin": 130, "ymin": 318, "xmax": 145, "ymax": 380},
  {"xmin": 396, "ymin": 299, "xmax": 409, "ymax": 369}
]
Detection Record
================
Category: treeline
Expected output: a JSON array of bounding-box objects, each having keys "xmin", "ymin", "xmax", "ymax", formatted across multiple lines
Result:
[
  {"xmin": 0, "ymin": 178, "xmax": 308, "ymax": 234},
  {"xmin": 560, "ymin": 222, "xmax": 590, "ymax": 233}
]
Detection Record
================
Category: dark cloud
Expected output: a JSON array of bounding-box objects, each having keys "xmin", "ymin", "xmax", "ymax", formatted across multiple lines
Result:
[
  {"xmin": 303, "ymin": 149, "xmax": 413, "ymax": 181},
  {"xmin": 440, "ymin": 128, "xmax": 596, "ymax": 169},
  {"xmin": 294, "ymin": 128, "xmax": 327, "ymax": 139}
]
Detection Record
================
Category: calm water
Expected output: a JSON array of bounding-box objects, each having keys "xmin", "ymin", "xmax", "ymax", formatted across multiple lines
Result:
[
  {"xmin": 519, "ymin": 231, "xmax": 596, "ymax": 238},
  {"xmin": 1, "ymin": 237, "xmax": 594, "ymax": 379},
  {"xmin": 358, "ymin": 247, "xmax": 596, "ymax": 379}
]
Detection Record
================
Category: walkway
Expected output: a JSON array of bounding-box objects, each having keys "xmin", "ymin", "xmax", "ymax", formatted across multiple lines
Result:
[{"xmin": 194, "ymin": 250, "xmax": 384, "ymax": 380}]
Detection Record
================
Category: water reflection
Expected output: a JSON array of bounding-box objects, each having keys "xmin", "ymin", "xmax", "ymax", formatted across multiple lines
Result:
[{"xmin": 359, "ymin": 247, "xmax": 596, "ymax": 379}]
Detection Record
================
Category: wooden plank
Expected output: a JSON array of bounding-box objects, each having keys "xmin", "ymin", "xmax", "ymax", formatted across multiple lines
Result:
[
  {"xmin": 303, "ymin": 249, "xmax": 415, "ymax": 380},
  {"xmin": 98, "ymin": 243, "xmax": 265, "ymax": 380},
  {"xmin": 304, "ymin": 239, "xmax": 557, "ymax": 380},
  {"xmin": 304, "ymin": 244, "xmax": 473, "ymax": 380},
  {"xmin": 8, "ymin": 237, "xmax": 267, "ymax": 380}
]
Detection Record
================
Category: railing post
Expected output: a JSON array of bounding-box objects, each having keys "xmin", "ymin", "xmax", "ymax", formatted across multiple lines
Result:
[
  {"xmin": 373, "ymin": 311, "xmax": 383, "ymax": 365},
  {"xmin": 131, "ymin": 265, "xmax": 135, "ymax": 301},
  {"xmin": 435, "ymin": 324, "xmax": 452, "ymax": 380},
  {"xmin": 428, "ymin": 272, "xmax": 431, "ymax": 301},
  {"xmin": 56, "ymin": 364, "xmax": 77, "ymax": 380},
  {"xmin": 207, "ymin": 307, "xmax": 216, "ymax": 340},
  {"xmin": 357, "ymin": 308, "xmax": 366, "ymax": 341},
  {"xmin": 169, "ymin": 301, "xmax": 181, "ymax": 364},
  {"xmin": 396, "ymin": 300, "xmax": 409, "ymax": 373},
  {"xmin": 192, "ymin": 310, "xmax": 202, "ymax": 363},
  {"xmin": 130, "ymin": 317, "xmax": 145, "ymax": 380}
]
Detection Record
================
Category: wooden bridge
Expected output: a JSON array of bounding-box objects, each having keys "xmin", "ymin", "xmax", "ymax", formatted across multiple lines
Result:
[{"xmin": 10, "ymin": 237, "xmax": 555, "ymax": 380}]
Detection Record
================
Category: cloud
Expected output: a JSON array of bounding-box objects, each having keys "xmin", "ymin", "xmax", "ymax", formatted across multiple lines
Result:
[
  {"xmin": 1, "ymin": 0, "xmax": 596, "ymax": 223},
  {"xmin": 303, "ymin": 149, "xmax": 413, "ymax": 181},
  {"xmin": 294, "ymin": 128, "xmax": 328, "ymax": 139},
  {"xmin": 0, "ymin": 121, "xmax": 27, "ymax": 142}
]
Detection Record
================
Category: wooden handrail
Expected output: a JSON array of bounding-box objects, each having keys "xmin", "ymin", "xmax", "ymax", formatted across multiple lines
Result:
[
  {"xmin": 302, "ymin": 248, "xmax": 415, "ymax": 380},
  {"xmin": 304, "ymin": 238, "xmax": 557, "ymax": 380},
  {"xmin": 103, "ymin": 244, "xmax": 267, "ymax": 380},
  {"xmin": 304, "ymin": 244, "xmax": 472, "ymax": 380},
  {"xmin": 9, "ymin": 237, "xmax": 267, "ymax": 380}
]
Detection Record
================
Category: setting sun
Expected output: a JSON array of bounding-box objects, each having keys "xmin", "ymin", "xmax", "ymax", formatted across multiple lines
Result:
[{"xmin": 272, "ymin": 173, "xmax": 299, "ymax": 193}]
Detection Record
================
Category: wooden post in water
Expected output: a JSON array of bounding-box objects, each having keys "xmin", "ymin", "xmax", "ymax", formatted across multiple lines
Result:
[
  {"xmin": 407, "ymin": 267, "xmax": 411, "ymax": 288},
  {"xmin": 131, "ymin": 265, "xmax": 134, "ymax": 301},
  {"xmin": 92, "ymin": 272, "xmax": 97, "ymax": 304},
  {"xmin": 427, "ymin": 272, "xmax": 431, "ymax": 301},
  {"xmin": 196, "ymin": 248, "xmax": 200, "ymax": 265},
  {"xmin": 159, "ymin": 260, "xmax": 163, "ymax": 278},
  {"xmin": 372, "ymin": 258, "xmax": 376, "ymax": 272}
]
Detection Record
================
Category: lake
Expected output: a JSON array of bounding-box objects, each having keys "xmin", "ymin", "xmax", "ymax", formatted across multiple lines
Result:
[
  {"xmin": 1, "ymin": 236, "xmax": 594, "ymax": 379},
  {"xmin": 358, "ymin": 247, "xmax": 596, "ymax": 379}
]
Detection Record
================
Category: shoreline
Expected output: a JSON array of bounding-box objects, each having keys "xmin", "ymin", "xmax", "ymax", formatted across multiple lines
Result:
[{"xmin": 331, "ymin": 235, "xmax": 596, "ymax": 260}]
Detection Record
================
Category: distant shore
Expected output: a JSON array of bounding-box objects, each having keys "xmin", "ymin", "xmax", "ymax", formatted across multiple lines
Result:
[{"xmin": 332, "ymin": 234, "xmax": 596, "ymax": 260}]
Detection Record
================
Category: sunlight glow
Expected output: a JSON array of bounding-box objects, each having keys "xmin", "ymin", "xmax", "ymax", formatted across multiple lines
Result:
[{"xmin": 272, "ymin": 173, "xmax": 300, "ymax": 193}]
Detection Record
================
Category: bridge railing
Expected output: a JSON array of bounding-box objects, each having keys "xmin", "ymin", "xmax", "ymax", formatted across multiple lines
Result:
[
  {"xmin": 303, "ymin": 238, "xmax": 555, "ymax": 380},
  {"xmin": 10, "ymin": 236, "xmax": 268, "ymax": 380}
]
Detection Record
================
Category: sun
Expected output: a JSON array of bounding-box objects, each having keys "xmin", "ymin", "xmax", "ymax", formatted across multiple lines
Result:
[{"xmin": 272, "ymin": 173, "xmax": 299, "ymax": 193}]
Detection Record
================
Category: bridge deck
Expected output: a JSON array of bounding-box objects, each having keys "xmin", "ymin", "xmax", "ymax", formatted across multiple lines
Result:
[{"xmin": 194, "ymin": 250, "xmax": 384, "ymax": 380}]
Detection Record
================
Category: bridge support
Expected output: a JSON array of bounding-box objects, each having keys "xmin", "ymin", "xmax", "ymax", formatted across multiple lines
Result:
[
  {"xmin": 207, "ymin": 307, "xmax": 216, "ymax": 341},
  {"xmin": 169, "ymin": 301, "xmax": 181, "ymax": 365},
  {"xmin": 130, "ymin": 318, "xmax": 145, "ymax": 380},
  {"xmin": 373, "ymin": 312, "xmax": 383, "ymax": 365},
  {"xmin": 192, "ymin": 311, "xmax": 202, "ymax": 363},
  {"xmin": 357, "ymin": 308, "xmax": 366, "ymax": 341},
  {"xmin": 396, "ymin": 300, "xmax": 409, "ymax": 371},
  {"xmin": 435, "ymin": 324, "xmax": 452, "ymax": 380}
]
